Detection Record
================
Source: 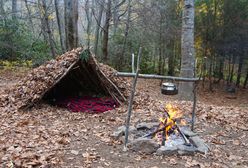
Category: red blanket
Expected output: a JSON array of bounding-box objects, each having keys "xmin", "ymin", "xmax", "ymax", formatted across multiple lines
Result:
[{"xmin": 56, "ymin": 96, "xmax": 118, "ymax": 113}]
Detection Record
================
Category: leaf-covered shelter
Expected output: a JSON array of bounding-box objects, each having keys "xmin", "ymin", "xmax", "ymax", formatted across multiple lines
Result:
[{"xmin": 0, "ymin": 47, "xmax": 129, "ymax": 110}]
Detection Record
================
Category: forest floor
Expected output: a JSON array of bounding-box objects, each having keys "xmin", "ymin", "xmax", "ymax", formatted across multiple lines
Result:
[{"xmin": 0, "ymin": 69, "xmax": 248, "ymax": 168}]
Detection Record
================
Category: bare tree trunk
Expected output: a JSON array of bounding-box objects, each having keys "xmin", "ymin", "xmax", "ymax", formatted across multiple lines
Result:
[
  {"xmin": 94, "ymin": 0, "xmax": 104, "ymax": 55},
  {"xmin": 24, "ymin": 0, "xmax": 34, "ymax": 34},
  {"xmin": 102, "ymin": 0, "xmax": 111, "ymax": 61},
  {"xmin": 227, "ymin": 55, "xmax": 231, "ymax": 85},
  {"xmin": 217, "ymin": 58, "xmax": 224, "ymax": 83},
  {"xmin": 113, "ymin": 0, "xmax": 125, "ymax": 35},
  {"xmin": 113, "ymin": 0, "xmax": 119, "ymax": 35},
  {"xmin": 179, "ymin": 0, "xmax": 195, "ymax": 100},
  {"xmin": 243, "ymin": 69, "xmax": 248, "ymax": 88},
  {"xmin": 236, "ymin": 55, "xmax": 243, "ymax": 87},
  {"xmin": 37, "ymin": 0, "xmax": 47, "ymax": 41},
  {"xmin": 119, "ymin": 0, "xmax": 131, "ymax": 70},
  {"xmin": 64, "ymin": 0, "xmax": 78, "ymax": 50},
  {"xmin": 168, "ymin": 41, "xmax": 175, "ymax": 76},
  {"xmin": 229, "ymin": 55, "xmax": 235, "ymax": 84},
  {"xmin": 209, "ymin": 57, "xmax": 213, "ymax": 91},
  {"xmin": 153, "ymin": 47, "xmax": 157, "ymax": 73},
  {"xmin": 12, "ymin": 0, "xmax": 17, "ymax": 20},
  {"xmin": 0, "ymin": 0, "xmax": 6, "ymax": 21},
  {"xmin": 55, "ymin": 0, "xmax": 65, "ymax": 52},
  {"xmin": 158, "ymin": 15, "xmax": 163, "ymax": 75},
  {"xmin": 161, "ymin": 50, "xmax": 166, "ymax": 75},
  {"xmin": 202, "ymin": 56, "xmax": 207, "ymax": 89},
  {"xmin": 40, "ymin": 0, "xmax": 56, "ymax": 57},
  {"xmin": 73, "ymin": 0, "xmax": 79, "ymax": 48},
  {"xmin": 85, "ymin": 0, "xmax": 92, "ymax": 49}
]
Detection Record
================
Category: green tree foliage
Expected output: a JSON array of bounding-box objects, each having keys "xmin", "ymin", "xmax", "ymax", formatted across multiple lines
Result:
[
  {"xmin": 0, "ymin": 18, "xmax": 52, "ymax": 66},
  {"xmin": 195, "ymin": 0, "xmax": 248, "ymax": 87},
  {"xmin": 0, "ymin": 0, "xmax": 248, "ymax": 87}
]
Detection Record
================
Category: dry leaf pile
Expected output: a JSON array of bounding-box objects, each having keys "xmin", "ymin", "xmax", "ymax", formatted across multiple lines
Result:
[
  {"xmin": 0, "ymin": 48, "xmax": 134, "ymax": 111},
  {"xmin": 98, "ymin": 63, "xmax": 131, "ymax": 98},
  {"xmin": 0, "ymin": 48, "xmax": 83, "ymax": 110}
]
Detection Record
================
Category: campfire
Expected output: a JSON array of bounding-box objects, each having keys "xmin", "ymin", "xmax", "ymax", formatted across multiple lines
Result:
[
  {"xmin": 112, "ymin": 104, "xmax": 209, "ymax": 155},
  {"xmin": 142, "ymin": 104, "xmax": 191, "ymax": 147}
]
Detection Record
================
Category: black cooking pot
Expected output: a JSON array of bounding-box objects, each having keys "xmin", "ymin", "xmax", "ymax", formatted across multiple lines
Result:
[{"xmin": 161, "ymin": 82, "xmax": 178, "ymax": 95}]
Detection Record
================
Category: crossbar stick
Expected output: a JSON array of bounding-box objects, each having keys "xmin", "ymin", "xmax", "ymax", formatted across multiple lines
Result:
[{"xmin": 116, "ymin": 72, "xmax": 200, "ymax": 82}]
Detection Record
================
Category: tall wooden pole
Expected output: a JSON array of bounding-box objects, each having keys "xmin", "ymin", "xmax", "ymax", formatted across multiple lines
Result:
[{"xmin": 124, "ymin": 47, "xmax": 142, "ymax": 150}]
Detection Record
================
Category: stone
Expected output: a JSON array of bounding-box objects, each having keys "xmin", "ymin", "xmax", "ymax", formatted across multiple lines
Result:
[
  {"xmin": 156, "ymin": 146, "xmax": 178, "ymax": 156},
  {"xmin": 111, "ymin": 125, "xmax": 137, "ymax": 140},
  {"xmin": 119, "ymin": 134, "xmax": 135, "ymax": 142},
  {"xmin": 136, "ymin": 122, "xmax": 159, "ymax": 130},
  {"xmin": 177, "ymin": 144, "xmax": 196, "ymax": 155},
  {"xmin": 181, "ymin": 127, "xmax": 198, "ymax": 137},
  {"xmin": 189, "ymin": 136, "xmax": 209, "ymax": 154},
  {"xmin": 71, "ymin": 150, "xmax": 79, "ymax": 155},
  {"xmin": 128, "ymin": 138, "xmax": 160, "ymax": 154}
]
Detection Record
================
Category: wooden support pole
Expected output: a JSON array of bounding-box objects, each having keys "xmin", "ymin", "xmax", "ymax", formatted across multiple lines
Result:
[
  {"xmin": 116, "ymin": 72, "xmax": 200, "ymax": 82},
  {"xmin": 131, "ymin": 53, "xmax": 135, "ymax": 73},
  {"xmin": 191, "ymin": 83, "xmax": 197, "ymax": 131},
  {"xmin": 124, "ymin": 47, "xmax": 142, "ymax": 150}
]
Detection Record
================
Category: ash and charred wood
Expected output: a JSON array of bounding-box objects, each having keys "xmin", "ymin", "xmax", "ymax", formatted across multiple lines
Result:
[
  {"xmin": 162, "ymin": 129, "xmax": 166, "ymax": 146},
  {"xmin": 116, "ymin": 72, "xmax": 201, "ymax": 82},
  {"xmin": 142, "ymin": 123, "xmax": 171, "ymax": 138}
]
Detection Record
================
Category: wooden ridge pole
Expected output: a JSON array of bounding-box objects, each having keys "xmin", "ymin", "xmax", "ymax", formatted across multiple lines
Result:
[
  {"xmin": 124, "ymin": 47, "xmax": 142, "ymax": 150},
  {"xmin": 116, "ymin": 72, "xmax": 200, "ymax": 82}
]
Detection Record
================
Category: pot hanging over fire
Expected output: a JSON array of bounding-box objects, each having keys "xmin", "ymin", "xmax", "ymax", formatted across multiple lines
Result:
[{"xmin": 161, "ymin": 82, "xmax": 178, "ymax": 95}]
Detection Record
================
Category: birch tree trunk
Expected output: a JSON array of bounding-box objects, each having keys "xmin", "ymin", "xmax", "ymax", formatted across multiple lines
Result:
[
  {"xmin": 55, "ymin": 0, "xmax": 66, "ymax": 52},
  {"xmin": 179, "ymin": 0, "xmax": 195, "ymax": 100},
  {"xmin": 64, "ymin": 0, "xmax": 78, "ymax": 51},
  {"xmin": 102, "ymin": 0, "xmax": 111, "ymax": 61}
]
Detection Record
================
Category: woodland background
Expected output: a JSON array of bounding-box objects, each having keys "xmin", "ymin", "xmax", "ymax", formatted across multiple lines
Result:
[
  {"xmin": 1, "ymin": 1, "xmax": 248, "ymax": 167},
  {"xmin": 0, "ymin": 0, "xmax": 248, "ymax": 89}
]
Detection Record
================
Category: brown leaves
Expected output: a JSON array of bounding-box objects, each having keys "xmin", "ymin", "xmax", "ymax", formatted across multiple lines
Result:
[
  {"xmin": 82, "ymin": 148, "xmax": 101, "ymax": 166},
  {"xmin": 1, "ymin": 67, "xmax": 248, "ymax": 167},
  {"xmin": 0, "ymin": 47, "xmax": 133, "ymax": 111},
  {"xmin": 0, "ymin": 48, "xmax": 83, "ymax": 110}
]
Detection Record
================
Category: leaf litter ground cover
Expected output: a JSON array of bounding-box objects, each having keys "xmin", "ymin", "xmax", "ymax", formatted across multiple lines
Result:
[{"xmin": 0, "ymin": 70, "xmax": 248, "ymax": 167}]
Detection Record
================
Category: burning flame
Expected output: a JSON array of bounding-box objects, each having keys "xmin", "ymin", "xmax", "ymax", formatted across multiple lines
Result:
[
  {"xmin": 155, "ymin": 104, "xmax": 185, "ymax": 142},
  {"xmin": 165, "ymin": 104, "xmax": 182, "ymax": 119}
]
